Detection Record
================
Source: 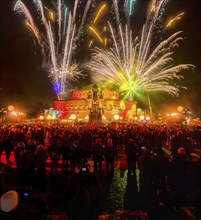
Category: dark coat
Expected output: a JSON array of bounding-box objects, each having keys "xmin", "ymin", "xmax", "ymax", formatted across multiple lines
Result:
[
  {"xmin": 92, "ymin": 142, "xmax": 104, "ymax": 161},
  {"xmin": 104, "ymin": 144, "xmax": 116, "ymax": 161}
]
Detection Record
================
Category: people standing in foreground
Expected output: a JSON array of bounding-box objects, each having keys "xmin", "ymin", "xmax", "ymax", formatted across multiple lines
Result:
[{"xmin": 104, "ymin": 138, "xmax": 116, "ymax": 175}]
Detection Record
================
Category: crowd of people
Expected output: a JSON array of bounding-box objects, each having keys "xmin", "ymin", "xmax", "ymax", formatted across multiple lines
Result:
[{"xmin": 0, "ymin": 122, "xmax": 201, "ymax": 219}]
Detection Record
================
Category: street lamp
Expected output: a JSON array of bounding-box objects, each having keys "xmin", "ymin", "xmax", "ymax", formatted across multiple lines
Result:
[
  {"xmin": 0, "ymin": 108, "xmax": 7, "ymax": 124},
  {"xmin": 46, "ymin": 114, "xmax": 52, "ymax": 120},
  {"xmin": 102, "ymin": 115, "xmax": 107, "ymax": 123},
  {"xmin": 182, "ymin": 108, "xmax": 190, "ymax": 126},
  {"xmin": 70, "ymin": 114, "xmax": 76, "ymax": 120},
  {"xmin": 85, "ymin": 115, "xmax": 89, "ymax": 122},
  {"xmin": 134, "ymin": 116, "xmax": 138, "ymax": 121},
  {"xmin": 177, "ymin": 106, "xmax": 184, "ymax": 113},
  {"xmin": 70, "ymin": 114, "xmax": 76, "ymax": 126},
  {"xmin": 146, "ymin": 116, "xmax": 150, "ymax": 121},
  {"xmin": 8, "ymin": 105, "xmax": 15, "ymax": 112},
  {"xmin": 39, "ymin": 115, "xmax": 44, "ymax": 120},
  {"xmin": 114, "ymin": 114, "xmax": 120, "ymax": 128}
]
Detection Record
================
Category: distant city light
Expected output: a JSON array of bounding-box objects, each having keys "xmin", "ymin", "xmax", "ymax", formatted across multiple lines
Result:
[
  {"xmin": 114, "ymin": 114, "xmax": 120, "ymax": 120},
  {"xmin": 146, "ymin": 116, "xmax": 150, "ymax": 121},
  {"xmin": 46, "ymin": 115, "xmax": 52, "ymax": 120},
  {"xmin": 39, "ymin": 115, "xmax": 44, "ymax": 120},
  {"xmin": 70, "ymin": 114, "xmax": 76, "ymax": 120}
]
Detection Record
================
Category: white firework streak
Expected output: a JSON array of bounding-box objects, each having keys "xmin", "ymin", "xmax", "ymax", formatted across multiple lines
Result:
[
  {"xmin": 14, "ymin": 0, "xmax": 92, "ymax": 100},
  {"xmin": 75, "ymin": 0, "xmax": 92, "ymax": 41},
  {"xmin": 89, "ymin": 0, "xmax": 194, "ymax": 97},
  {"xmin": 57, "ymin": 0, "xmax": 62, "ymax": 43},
  {"xmin": 137, "ymin": 0, "xmax": 166, "ymax": 68},
  {"xmin": 73, "ymin": 0, "xmax": 79, "ymax": 21},
  {"xmin": 113, "ymin": 0, "xmax": 120, "ymax": 25},
  {"xmin": 33, "ymin": 0, "xmax": 48, "ymax": 28},
  {"xmin": 14, "ymin": 1, "xmax": 41, "ymax": 44}
]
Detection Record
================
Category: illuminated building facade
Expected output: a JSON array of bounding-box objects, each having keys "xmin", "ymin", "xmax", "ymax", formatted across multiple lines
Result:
[{"xmin": 54, "ymin": 85, "xmax": 137, "ymax": 123}]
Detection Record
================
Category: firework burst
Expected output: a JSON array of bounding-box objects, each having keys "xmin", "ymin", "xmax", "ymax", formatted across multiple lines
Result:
[
  {"xmin": 14, "ymin": 0, "xmax": 93, "ymax": 100},
  {"xmin": 88, "ymin": 0, "xmax": 194, "ymax": 100}
]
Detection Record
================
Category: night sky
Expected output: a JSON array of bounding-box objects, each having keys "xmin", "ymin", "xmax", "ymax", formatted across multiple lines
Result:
[{"xmin": 0, "ymin": 0, "xmax": 201, "ymax": 116}]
